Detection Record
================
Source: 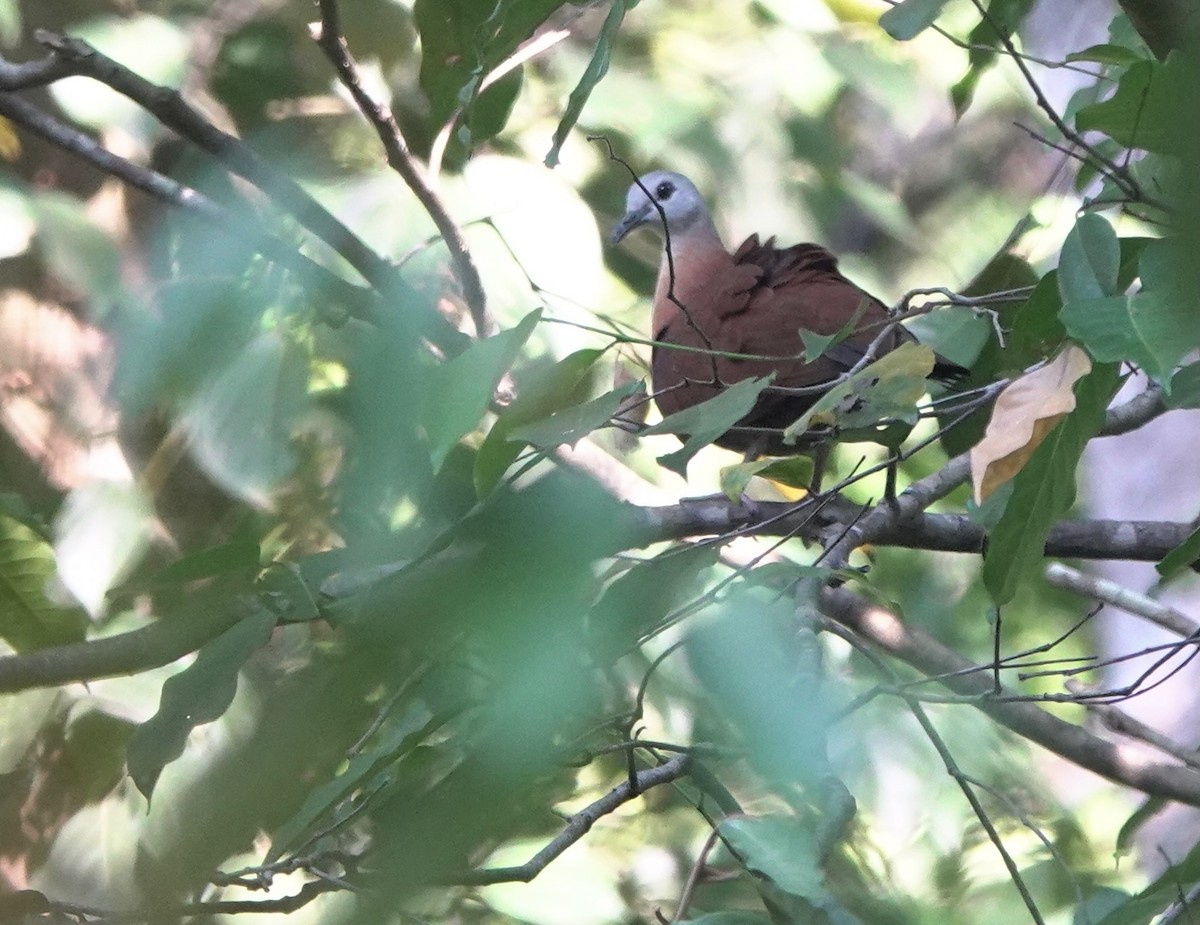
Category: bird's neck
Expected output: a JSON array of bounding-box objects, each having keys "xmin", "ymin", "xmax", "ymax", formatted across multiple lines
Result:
[{"xmin": 652, "ymin": 217, "xmax": 729, "ymax": 334}]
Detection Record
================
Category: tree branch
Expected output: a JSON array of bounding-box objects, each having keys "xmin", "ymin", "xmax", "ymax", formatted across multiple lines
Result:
[
  {"xmin": 455, "ymin": 754, "xmax": 692, "ymax": 885},
  {"xmin": 0, "ymin": 605, "xmax": 245, "ymax": 694},
  {"xmin": 312, "ymin": 0, "xmax": 491, "ymax": 337},
  {"xmin": 821, "ymin": 585, "xmax": 1200, "ymax": 806},
  {"xmin": 639, "ymin": 496, "xmax": 1197, "ymax": 564}
]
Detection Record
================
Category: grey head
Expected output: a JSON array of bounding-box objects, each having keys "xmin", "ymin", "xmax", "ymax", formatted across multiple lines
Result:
[{"xmin": 610, "ymin": 170, "xmax": 712, "ymax": 245}]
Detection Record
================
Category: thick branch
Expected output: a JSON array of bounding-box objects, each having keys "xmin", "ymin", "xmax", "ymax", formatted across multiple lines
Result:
[
  {"xmin": 640, "ymin": 497, "xmax": 1197, "ymax": 563},
  {"xmin": 312, "ymin": 0, "xmax": 491, "ymax": 337},
  {"xmin": 821, "ymin": 585, "xmax": 1200, "ymax": 806},
  {"xmin": 0, "ymin": 606, "xmax": 244, "ymax": 694}
]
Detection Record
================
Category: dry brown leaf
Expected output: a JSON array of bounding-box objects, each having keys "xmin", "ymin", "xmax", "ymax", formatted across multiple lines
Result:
[{"xmin": 971, "ymin": 344, "xmax": 1092, "ymax": 504}]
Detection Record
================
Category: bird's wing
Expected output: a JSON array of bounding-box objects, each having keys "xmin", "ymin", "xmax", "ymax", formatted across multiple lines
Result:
[{"xmin": 722, "ymin": 238, "xmax": 905, "ymax": 389}]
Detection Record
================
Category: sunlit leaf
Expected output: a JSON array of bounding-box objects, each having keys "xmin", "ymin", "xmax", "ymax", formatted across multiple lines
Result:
[
  {"xmin": 0, "ymin": 515, "xmax": 87, "ymax": 652},
  {"xmin": 53, "ymin": 481, "xmax": 155, "ymax": 618},
  {"xmin": 719, "ymin": 455, "xmax": 815, "ymax": 501},
  {"xmin": 970, "ymin": 345, "xmax": 1092, "ymax": 504},
  {"xmin": 783, "ymin": 342, "xmax": 935, "ymax": 441},
  {"xmin": 126, "ymin": 610, "xmax": 276, "ymax": 800}
]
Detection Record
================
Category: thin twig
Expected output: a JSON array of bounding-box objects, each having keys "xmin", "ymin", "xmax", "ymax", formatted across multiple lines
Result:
[
  {"xmin": 456, "ymin": 754, "xmax": 692, "ymax": 885},
  {"xmin": 1045, "ymin": 563, "xmax": 1199, "ymax": 637},
  {"xmin": 311, "ymin": 0, "xmax": 491, "ymax": 336}
]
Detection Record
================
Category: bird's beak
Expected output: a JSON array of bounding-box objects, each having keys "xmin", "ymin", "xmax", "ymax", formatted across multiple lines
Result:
[{"xmin": 610, "ymin": 203, "xmax": 653, "ymax": 245}]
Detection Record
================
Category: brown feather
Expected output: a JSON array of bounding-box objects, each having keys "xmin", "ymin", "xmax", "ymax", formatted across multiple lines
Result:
[{"xmin": 651, "ymin": 237, "xmax": 914, "ymax": 455}]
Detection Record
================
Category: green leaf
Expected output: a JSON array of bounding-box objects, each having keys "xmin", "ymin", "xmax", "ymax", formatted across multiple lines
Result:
[
  {"xmin": 1058, "ymin": 214, "xmax": 1120, "ymax": 301},
  {"xmin": 799, "ymin": 299, "xmax": 870, "ymax": 363},
  {"xmin": 507, "ymin": 379, "xmax": 643, "ymax": 448},
  {"xmin": 52, "ymin": 482, "xmax": 155, "ymax": 618},
  {"xmin": 127, "ymin": 526, "xmax": 261, "ymax": 593},
  {"xmin": 474, "ymin": 348, "xmax": 605, "ymax": 496},
  {"xmin": 1060, "ymin": 291, "xmax": 1194, "ymax": 382},
  {"xmin": 947, "ymin": 0, "xmax": 1037, "ymax": 117},
  {"xmin": 642, "ymin": 376, "xmax": 775, "ymax": 476},
  {"xmin": 126, "ymin": 610, "xmax": 276, "ymax": 800},
  {"xmin": 719, "ymin": 816, "xmax": 825, "ymax": 899},
  {"xmin": 982, "ymin": 363, "xmax": 1121, "ymax": 605},
  {"xmin": 1061, "ymin": 237, "xmax": 1199, "ymax": 383},
  {"xmin": 588, "ymin": 543, "xmax": 721, "ymax": 658},
  {"xmin": 1166, "ymin": 362, "xmax": 1200, "ymax": 408},
  {"xmin": 0, "ymin": 0, "xmax": 20, "ymax": 45},
  {"xmin": 1157, "ymin": 524, "xmax": 1200, "ymax": 580},
  {"xmin": 265, "ymin": 702, "xmax": 439, "ymax": 863},
  {"xmin": 545, "ymin": 0, "xmax": 627, "ymax": 167},
  {"xmin": 1095, "ymin": 837, "xmax": 1200, "ymax": 925},
  {"xmin": 422, "ymin": 310, "xmax": 541, "ymax": 472},
  {"xmin": 1075, "ymin": 57, "xmax": 1186, "ymax": 154},
  {"xmin": 719, "ymin": 456, "xmax": 815, "ymax": 501},
  {"xmin": 181, "ymin": 329, "xmax": 311, "ymax": 506},
  {"xmin": 681, "ymin": 915, "xmax": 775, "ymax": 925},
  {"xmin": 0, "ymin": 515, "xmax": 87, "ymax": 652},
  {"xmin": 878, "ymin": 0, "xmax": 954, "ymax": 40},
  {"xmin": 783, "ymin": 342, "xmax": 935, "ymax": 441},
  {"xmin": 1066, "ymin": 43, "xmax": 1146, "ymax": 66},
  {"xmin": 414, "ymin": 0, "xmax": 563, "ymax": 145}
]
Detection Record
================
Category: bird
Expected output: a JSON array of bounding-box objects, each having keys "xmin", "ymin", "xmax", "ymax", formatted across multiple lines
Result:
[{"xmin": 610, "ymin": 169, "xmax": 966, "ymax": 471}]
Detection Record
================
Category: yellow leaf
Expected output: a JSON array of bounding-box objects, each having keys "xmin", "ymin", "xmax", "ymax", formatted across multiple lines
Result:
[
  {"xmin": 971, "ymin": 345, "xmax": 1092, "ymax": 504},
  {"xmin": 0, "ymin": 117, "xmax": 20, "ymax": 161}
]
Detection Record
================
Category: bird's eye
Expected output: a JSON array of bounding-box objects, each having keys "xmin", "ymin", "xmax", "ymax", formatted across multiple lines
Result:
[{"xmin": 655, "ymin": 181, "xmax": 674, "ymax": 201}]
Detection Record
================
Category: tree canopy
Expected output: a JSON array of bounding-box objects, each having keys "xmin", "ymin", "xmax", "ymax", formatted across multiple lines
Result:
[{"xmin": 1, "ymin": 0, "xmax": 1199, "ymax": 923}]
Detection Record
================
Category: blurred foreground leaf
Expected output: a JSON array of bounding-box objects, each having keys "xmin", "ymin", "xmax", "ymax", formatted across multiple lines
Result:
[
  {"xmin": 180, "ymin": 329, "xmax": 311, "ymax": 507},
  {"xmin": 422, "ymin": 309, "xmax": 540, "ymax": 472},
  {"xmin": 126, "ymin": 610, "xmax": 276, "ymax": 800}
]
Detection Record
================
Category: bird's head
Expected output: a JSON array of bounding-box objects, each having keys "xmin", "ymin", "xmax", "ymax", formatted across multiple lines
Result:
[{"xmin": 610, "ymin": 170, "xmax": 710, "ymax": 245}]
